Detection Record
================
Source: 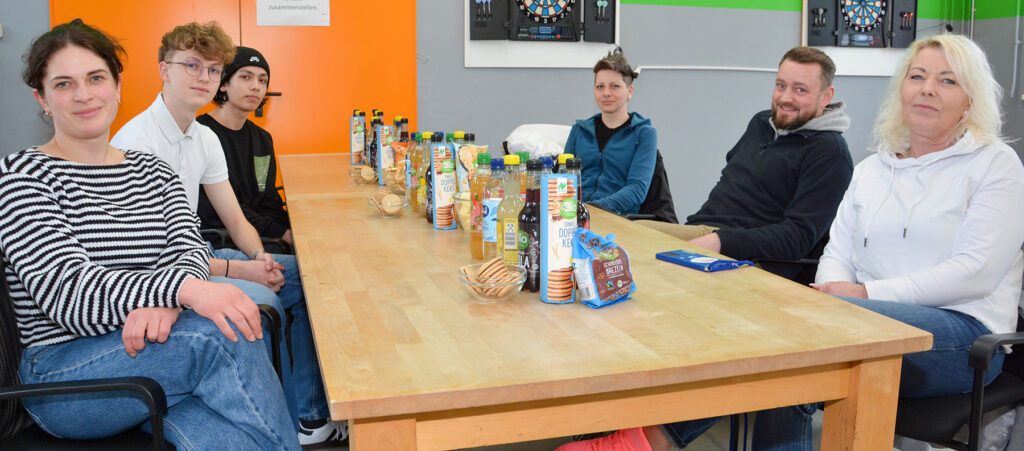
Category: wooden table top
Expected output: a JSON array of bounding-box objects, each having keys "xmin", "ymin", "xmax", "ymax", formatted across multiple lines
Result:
[{"xmin": 279, "ymin": 154, "xmax": 933, "ymax": 421}]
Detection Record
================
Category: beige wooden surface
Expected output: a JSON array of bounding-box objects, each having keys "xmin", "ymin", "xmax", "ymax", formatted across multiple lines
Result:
[{"xmin": 280, "ymin": 154, "xmax": 933, "ymax": 450}]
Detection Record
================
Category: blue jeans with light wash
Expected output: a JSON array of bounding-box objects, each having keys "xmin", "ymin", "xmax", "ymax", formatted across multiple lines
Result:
[
  {"xmin": 751, "ymin": 296, "xmax": 1005, "ymax": 451},
  {"xmin": 662, "ymin": 296, "xmax": 1005, "ymax": 450},
  {"xmin": 18, "ymin": 311, "xmax": 299, "ymax": 450},
  {"xmin": 212, "ymin": 247, "xmax": 328, "ymax": 430}
]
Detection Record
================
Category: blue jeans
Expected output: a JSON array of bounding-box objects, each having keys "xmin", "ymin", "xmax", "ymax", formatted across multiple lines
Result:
[
  {"xmin": 212, "ymin": 248, "xmax": 328, "ymax": 429},
  {"xmin": 751, "ymin": 296, "xmax": 1005, "ymax": 451},
  {"xmin": 18, "ymin": 311, "xmax": 299, "ymax": 450}
]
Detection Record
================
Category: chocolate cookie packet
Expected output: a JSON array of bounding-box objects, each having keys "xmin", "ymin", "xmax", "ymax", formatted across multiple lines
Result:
[{"xmin": 572, "ymin": 229, "xmax": 636, "ymax": 308}]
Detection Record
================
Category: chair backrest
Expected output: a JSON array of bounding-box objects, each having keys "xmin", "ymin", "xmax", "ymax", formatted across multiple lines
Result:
[
  {"xmin": 0, "ymin": 278, "xmax": 33, "ymax": 442},
  {"xmin": 636, "ymin": 150, "xmax": 679, "ymax": 224}
]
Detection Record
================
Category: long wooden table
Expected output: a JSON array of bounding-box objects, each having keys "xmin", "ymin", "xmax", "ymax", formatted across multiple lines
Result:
[{"xmin": 280, "ymin": 154, "xmax": 932, "ymax": 450}]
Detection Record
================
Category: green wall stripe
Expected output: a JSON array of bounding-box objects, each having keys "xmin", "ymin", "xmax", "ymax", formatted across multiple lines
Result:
[{"xmin": 621, "ymin": 0, "xmax": 1021, "ymax": 20}]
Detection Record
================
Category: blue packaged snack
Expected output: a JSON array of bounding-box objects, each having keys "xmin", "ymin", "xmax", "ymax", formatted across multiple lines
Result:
[
  {"xmin": 655, "ymin": 250, "xmax": 753, "ymax": 272},
  {"xmin": 572, "ymin": 229, "xmax": 636, "ymax": 309}
]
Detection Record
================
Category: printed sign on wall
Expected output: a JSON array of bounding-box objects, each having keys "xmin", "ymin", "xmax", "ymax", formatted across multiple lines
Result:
[{"xmin": 257, "ymin": 0, "xmax": 330, "ymax": 26}]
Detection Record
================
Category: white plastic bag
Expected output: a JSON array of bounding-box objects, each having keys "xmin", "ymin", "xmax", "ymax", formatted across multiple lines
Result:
[{"xmin": 504, "ymin": 124, "xmax": 572, "ymax": 159}]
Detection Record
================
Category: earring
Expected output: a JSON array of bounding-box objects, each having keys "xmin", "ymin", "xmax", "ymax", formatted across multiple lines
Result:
[
  {"xmin": 45, "ymin": 111, "xmax": 52, "ymax": 118},
  {"xmin": 116, "ymin": 95, "xmax": 121, "ymax": 104}
]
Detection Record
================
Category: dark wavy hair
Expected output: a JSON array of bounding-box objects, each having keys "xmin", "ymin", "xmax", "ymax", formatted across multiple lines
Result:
[{"xmin": 22, "ymin": 19, "xmax": 125, "ymax": 94}]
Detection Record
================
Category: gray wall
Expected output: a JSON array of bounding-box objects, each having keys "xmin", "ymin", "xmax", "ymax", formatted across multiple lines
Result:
[
  {"xmin": 972, "ymin": 15, "xmax": 1024, "ymax": 160},
  {"xmin": 418, "ymin": 2, "xmax": 894, "ymax": 216},
  {"xmin": 0, "ymin": 1, "xmax": 51, "ymax": 155}
]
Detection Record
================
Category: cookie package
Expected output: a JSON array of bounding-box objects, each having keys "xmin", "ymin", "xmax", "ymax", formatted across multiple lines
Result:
[
  {"xmin": 572, "ymin": 229, "xmax": 636, "ymax": 308},
  {"xmin": 539, "ymin": 173, "xmax": 578, "ymax": 304}
]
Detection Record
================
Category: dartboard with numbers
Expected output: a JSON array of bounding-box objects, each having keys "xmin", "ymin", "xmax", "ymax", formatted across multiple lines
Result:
[
  {"xmin": 516, "ymin": 0, "xmax": 576, "ymax": 24},
  {"xmin": 840, "ymin": 0, "xmax": 887, "ymax": 32}
]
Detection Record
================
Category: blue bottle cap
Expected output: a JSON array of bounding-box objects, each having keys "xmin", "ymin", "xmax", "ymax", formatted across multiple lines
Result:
[{"xmin": 491, "ymin": 159, "xmax": 505, "ymax": 170}]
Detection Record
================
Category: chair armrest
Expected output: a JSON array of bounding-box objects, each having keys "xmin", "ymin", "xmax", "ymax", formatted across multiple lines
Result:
[
  {"xmin": 752, "ymin": 258, "xmax": 820, "ymax": 266},
  {"xmin": 624, "ymin": 213, "xmax": 656, "ymax": 221},
  {"xmin": 969, "ymin": 331, "xmax": 1024, "ymax": 371},
  {"xmin": 258, "ymin": 304, "xmax": 283, "ymax": 382},
  {"xmin": 200, "ymin": 228, "xmax": 228, "ymax": 249},
  {"xmin": 0, "ymin": 376, "xmax": 167, "ymax": 449},
  {"xmin": 261, "ymin": 237, "xmax": 293, "ymax": 255}
]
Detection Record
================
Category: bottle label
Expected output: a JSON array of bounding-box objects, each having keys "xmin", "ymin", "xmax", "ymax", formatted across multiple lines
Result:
[
  {"xmin": 502, "ymin": 219, "xmax": 518, "ymax": 265},
  {"xmin": 482, "ymin": 198, "xmax": 500, "ymax": 243}
]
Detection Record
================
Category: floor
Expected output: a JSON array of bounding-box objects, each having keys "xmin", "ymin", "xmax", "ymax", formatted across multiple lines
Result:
[{"xmin": 320, "ymin": 412, "xmax": 819, "ymax": 450}]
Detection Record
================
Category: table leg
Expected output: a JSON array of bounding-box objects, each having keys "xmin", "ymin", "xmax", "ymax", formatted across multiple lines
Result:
[
  {"xmin": 351, "ymin": 415, "xmax": 416, "ymax": 450},
  {"xmin": 821, "ymin": 356, "xmax": 902, "ymax": 450}
]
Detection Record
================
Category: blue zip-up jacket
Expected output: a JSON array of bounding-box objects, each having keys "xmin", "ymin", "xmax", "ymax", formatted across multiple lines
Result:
[{"xmin": 564, "ymin": 112, "xmax": 657, "ymax": 215}]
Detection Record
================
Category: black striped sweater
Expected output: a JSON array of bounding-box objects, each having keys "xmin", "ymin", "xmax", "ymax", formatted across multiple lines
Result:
[{"xmin": 0, "ymin": 148, "xmax": 211, "ymax": 348}]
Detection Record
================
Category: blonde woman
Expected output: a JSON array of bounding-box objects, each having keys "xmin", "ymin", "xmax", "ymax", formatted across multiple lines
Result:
[{"xmin": 758, "ymin": 33, "xmax": 1024, "ymax": 450}]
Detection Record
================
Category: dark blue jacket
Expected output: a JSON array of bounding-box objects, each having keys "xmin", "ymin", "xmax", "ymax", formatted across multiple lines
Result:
[{"xmin": 565, "ymin": 112, "xmax": 657, "ymax": 215}]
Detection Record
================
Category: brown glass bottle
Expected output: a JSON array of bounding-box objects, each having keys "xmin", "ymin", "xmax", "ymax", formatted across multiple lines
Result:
[{"xmin": 518, "ymin": 159, "xmax": 542, "ymax": 292}]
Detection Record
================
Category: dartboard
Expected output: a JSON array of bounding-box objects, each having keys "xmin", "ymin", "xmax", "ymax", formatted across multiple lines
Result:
[
  {"xmin": 840, "ymin": 0, "xmax": 887, "ymax": 32},
  {"xmin": 516, "ymin": 0, "xmax": 576, "ymax": 24}
]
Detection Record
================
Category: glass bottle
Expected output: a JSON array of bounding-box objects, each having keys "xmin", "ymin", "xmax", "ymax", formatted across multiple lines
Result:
[
  {"xmin": 567, "ymin": 158, "xmax": 590, "ymax": 230},
  {"xmin": 496, "ymin": 155, "xmax": 524, "ymax": 266},
  {"xmin": 518, "ymin": 159, "xmax": 542, "ymax": 292},
  {"xmin": 469, "ymin": 153, "xmax": 492, "ymax": 260},
  {"xmin": 482, "ymin": 158, "xmax": 505, "ymax": 261},
  {"xmin": 425, "ymin": 133, "xmax": 444, "ymax": 224}
]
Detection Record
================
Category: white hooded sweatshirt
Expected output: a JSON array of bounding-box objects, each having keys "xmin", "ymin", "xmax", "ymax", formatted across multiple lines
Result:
[{"xmin": 817, "ymin": 132, "xmax": 1024, "ymax": 335}]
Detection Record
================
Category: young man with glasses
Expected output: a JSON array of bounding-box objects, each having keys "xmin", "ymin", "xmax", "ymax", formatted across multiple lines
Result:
[{"xmin": 112, "ymin": 22, "xmax": 346, "ymax": 446}]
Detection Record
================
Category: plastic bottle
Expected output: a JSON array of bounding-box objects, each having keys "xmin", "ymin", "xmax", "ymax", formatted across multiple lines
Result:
[
  {"xmin": 482, "ymin": 158, "xmax": 505, "ymax": 261},
  {"xmin": 516, "ymin": 152, "xmax": 530, "ymax": 201},
  {"xmin": 518, "ymin": 159, "xmax": 542, "ymax": 292},
  {"xmin": 496, "ymin": 155, "xmax": 524, "ymax": 266},
  {"xmin": 454, "ymin": 131, "xmax": 466, "ymax": 145},
  {"xmin": 567, "ymin": 158, "xmax": 591, "ymax": 230},
  {"xmin": 556, "ymin": 153, "xmax": 574, "ymax": 174},
  {"xmin": 540, "ymin": 156, "xmax": 554, "ymax": 175},
  {"xmin": 465, "ymin": 133, "xmax": 476, "ymax": 145},
  {"xmin": 408, "ymin": 132, "xmax": 422, "ymax": 211},
  {"xmin": 469, "ymin": 152, "xmax": 492, "ymax": 261},
  {"xmin": 352, "ymin": 110, "xmax": 366, "ymax": 165},
  {"xmin": 417, "ymin": 132, "xmax": 433, "ymax": 216}
]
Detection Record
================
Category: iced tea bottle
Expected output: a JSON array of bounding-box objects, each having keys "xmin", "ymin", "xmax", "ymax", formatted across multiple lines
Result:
[
  {"xmin": 515, "ymin": 152, "xmax": 530, "ymax": 201},
  {"xmin": 469, "ymin": 153, "xmax": 491, "ymax": 260},
  {"xmin": 556, "ymin": 153, "xmax": 574, "ymax": 174},
  {"xmin": 408, "ymin": 132, "xmax": 422, "ymax": 211},
  {"xmin": 482, "ymin": 158, "xmax": 505, "ymax": 261},
  {"xmin": 518, "ymin": 159, "xmax": 542, "ymax": 291},
  {"xmin": 496, "ymin": 155, "xmax": 524, "ymax": 266}
]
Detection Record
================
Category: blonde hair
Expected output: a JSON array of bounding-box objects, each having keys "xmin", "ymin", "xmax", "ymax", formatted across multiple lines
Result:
[{"xmin": 871, "ymin": 34, "xmax": 1003, "ymax": 153}]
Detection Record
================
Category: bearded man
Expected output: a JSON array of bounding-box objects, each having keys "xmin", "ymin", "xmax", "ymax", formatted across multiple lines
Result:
[{"xmin": 638, "ymin": 46, "xmax": 853, "ymax": 280}]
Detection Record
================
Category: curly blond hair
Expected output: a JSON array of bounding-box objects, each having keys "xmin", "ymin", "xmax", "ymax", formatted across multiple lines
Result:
[{"xmin": 158, "ymin": 22, "xmax": 235, "ymax": 65}]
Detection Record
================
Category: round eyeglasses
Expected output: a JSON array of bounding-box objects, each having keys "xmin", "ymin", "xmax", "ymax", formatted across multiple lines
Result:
[{"xmin": 165, "ymin": 58, "xmax": 224, "ymax": 80}]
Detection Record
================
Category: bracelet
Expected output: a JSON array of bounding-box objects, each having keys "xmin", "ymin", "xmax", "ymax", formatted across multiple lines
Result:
[
  {"xmin": 251, "ymin": 249, "xmax": 265, "ymax": 260},
  {"xmin": 225, "ymin": 259, "xmax": 230, "ymax": 278}
]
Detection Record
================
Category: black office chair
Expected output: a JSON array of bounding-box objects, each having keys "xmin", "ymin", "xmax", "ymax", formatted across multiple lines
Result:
[
  {"xmin": 0, "ymin": 281, "xmax": 282, "ymax": 450},
  {"xmin": 624, "ymin": 150, "xmax": 678, "ymax": 224},
  {"xmin": 895, "ymin": 314, "xmax": 1024, "ymax": 451}
]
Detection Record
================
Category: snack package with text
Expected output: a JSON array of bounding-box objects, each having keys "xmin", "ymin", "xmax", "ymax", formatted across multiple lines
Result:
[
  {"xmin": 573, "ymin": 229, "xmax": 636, "ymax": 308},
  {"xmin": 455, "ymin": 144, "xmax": 488, "ymax": 193},
  {"xmin": 375, "ymin": 124, "xmax": 395, "ymax": 185},
  {"xmin": 431, "ymin": 142, "xmax": 457, "ymax": 230},
  {"xmin": 350, "ymin": 112, "xmax": 366, "ymax": 165},
  {"xmin": 539, "ymin": 173, "xmax": 577, "ymax": 303}
]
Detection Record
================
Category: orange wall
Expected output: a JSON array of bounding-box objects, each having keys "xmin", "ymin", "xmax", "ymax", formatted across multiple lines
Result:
[{"xmin": 50, "ymin": 0, "xmax": 417, "ymax": 155}]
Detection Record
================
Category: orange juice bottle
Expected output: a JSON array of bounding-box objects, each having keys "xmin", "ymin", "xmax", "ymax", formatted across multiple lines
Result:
[
  {"xmin": 516, "ymin": 152, "xmax": 530, "ymax": 201},
  {"xmin": 469, "ymin": 153, "xmax": 491, "ymax": 260}
]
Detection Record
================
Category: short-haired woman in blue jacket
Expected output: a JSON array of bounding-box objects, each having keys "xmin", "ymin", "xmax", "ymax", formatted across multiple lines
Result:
[{"xmin": 564, "ymin": 50, "xmax": 657, "ymax": 216}]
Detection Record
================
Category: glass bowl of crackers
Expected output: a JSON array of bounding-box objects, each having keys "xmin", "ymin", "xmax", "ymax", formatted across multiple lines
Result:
[
  {"xmin": 458, "ymin": 258, "xmax": 527, "ymax": 303},
  {"xmin": 367, "ymin": 191, "xmax": 406, "ymax": 218},
  {"xmin": 350, "ymin": 166, "xmax": 378, "ymax": 185}
]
